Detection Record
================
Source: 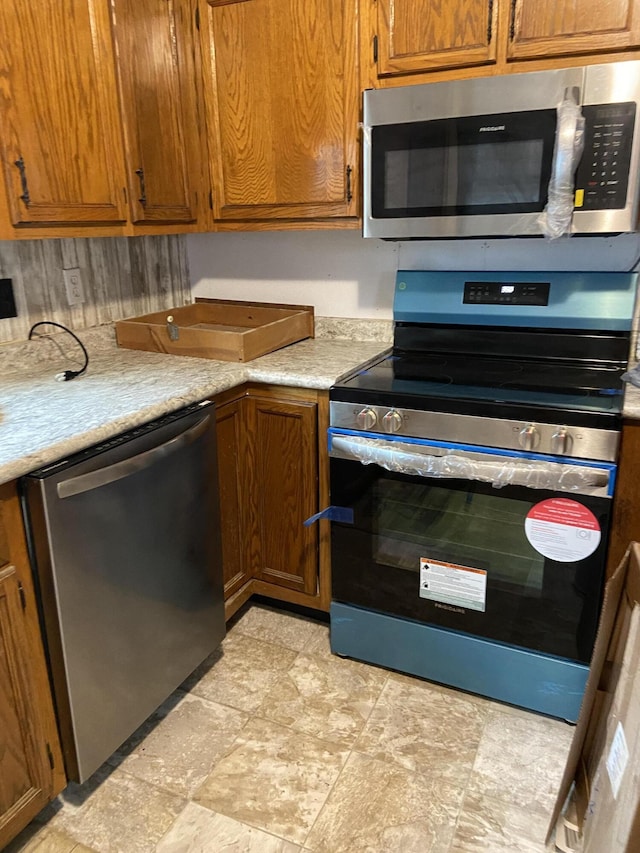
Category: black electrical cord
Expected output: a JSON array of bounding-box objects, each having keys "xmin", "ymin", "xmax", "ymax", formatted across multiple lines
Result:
[{"xmin": 27, "ymin": 321, "xmax": 89, "ymax": 381}]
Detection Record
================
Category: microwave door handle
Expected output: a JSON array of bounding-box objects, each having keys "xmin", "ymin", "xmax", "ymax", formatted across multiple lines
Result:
[
  {"xmin": 56, "ymin": 414, "xmax": 211, "ymax": 499},
  {"xmin": 539, "ymin": 86, "xmax": 585, "ymax": 238}
]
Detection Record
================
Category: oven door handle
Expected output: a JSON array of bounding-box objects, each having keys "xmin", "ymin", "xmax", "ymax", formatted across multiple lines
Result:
[{"xmin": 329, "ymin": 433, "xmax": 614, "ymax": 497}]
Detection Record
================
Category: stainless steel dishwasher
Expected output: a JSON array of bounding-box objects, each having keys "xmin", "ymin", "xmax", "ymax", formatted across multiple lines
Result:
[{"xmin": 22, "ymin": 400, "xmax": 225, "ymax": 783}]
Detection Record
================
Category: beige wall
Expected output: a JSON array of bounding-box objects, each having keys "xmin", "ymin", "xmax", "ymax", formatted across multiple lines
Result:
[{"xmin": 0, "ymin": 235, "xmax": 190, "ymax": 343}]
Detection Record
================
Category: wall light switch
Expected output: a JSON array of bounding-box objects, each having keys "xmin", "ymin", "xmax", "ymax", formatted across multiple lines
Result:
[
  {"xmin": 0, "ymin": 278, "xmax": 17, "ymax": 318},
  {"xmin": 63, "ymin": 268, "xmax": 85, "ymax": 306}
]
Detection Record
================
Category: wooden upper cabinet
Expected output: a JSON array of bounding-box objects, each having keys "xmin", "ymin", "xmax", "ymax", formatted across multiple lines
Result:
[
  {"xmin": 0, "ymin": 0, "xmax": 127, "ymax": 227},
  {"xmin": 508, "ymin": 0, "xmax": 640, "ymax": 60},
  {"xmin": 200, "ymin": 0, "xmax": 359, "ymax": 222},
  {"xmin": 375, "ymin": 0, "xmax": 498, "ymax": 76},
  {"xmin": 110, "ymin": 0, "xmax": 203, "ymax": 224}
]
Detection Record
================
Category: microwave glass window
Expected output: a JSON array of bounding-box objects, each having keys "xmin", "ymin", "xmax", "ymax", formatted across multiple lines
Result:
[
  {"xmin": 385, "ymin": 139, "xmax": 545, "ymax": 209},
  {"xmin": 371, "ymin": 109, "xmax": 557, "ymax": 218}
]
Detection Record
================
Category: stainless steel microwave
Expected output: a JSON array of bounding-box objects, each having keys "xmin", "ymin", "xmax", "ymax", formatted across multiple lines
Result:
[{"xmin": 363, "ymin": 60, "xmax": 640, "ymax": 239}]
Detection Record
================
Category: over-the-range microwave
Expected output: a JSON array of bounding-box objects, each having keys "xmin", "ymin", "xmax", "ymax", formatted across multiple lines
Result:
[{"xmin": 363, "ymin": 60, "xmax": 640, "ymax": 239}]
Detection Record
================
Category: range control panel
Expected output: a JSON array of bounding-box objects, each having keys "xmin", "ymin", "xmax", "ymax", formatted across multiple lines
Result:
[
  {"xmin": 463, "ymin": 280, "xmax": 550, "ymax": 306},
  {"xmin": 575, "ymin": 102, "xmax": 635, "ymax": 210}
]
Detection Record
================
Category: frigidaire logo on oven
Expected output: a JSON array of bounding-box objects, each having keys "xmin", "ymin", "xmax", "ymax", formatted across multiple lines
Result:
[
  {"xmin": 478, "ymin": 125, "xmax": 506, "ymax": 132},
  {"xmin": 434, "ymin": 602, "xmax": 466, "ymax": 614}
]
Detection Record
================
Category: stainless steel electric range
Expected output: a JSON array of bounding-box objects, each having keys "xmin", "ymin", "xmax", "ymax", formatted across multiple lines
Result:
[{"xmin": 327, "ymin": 270, "xmax": 637, "ymax": 721}]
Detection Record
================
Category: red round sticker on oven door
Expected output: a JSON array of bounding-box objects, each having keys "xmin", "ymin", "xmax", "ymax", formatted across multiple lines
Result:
[{"xmin": 524, "ymin": 498, "xmax": 601, "ymax": 562}]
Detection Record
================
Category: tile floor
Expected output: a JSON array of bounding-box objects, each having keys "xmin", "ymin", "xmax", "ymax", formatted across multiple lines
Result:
[{"xmin": 9, "ymin": 602, "xmax": 573, "ymax": 853}]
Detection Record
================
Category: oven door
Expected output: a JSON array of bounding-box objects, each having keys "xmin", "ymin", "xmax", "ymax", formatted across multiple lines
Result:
[{"xmin": 329, "ymin": 430, "xmax": 615, "ymax": 665}]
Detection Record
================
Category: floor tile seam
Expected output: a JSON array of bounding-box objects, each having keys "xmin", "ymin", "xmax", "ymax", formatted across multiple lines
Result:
[
  {"xmin": 462, "ymin": 777, "xmax": 559, "ymax": 820},
  {"xmin": 445, "ymin": 773, "xmax": 501, "ymax": 852},
  {"xmin": 298, "ymin": 746, "xmax": 355, "ymax": 849},
  {"xmin": 167, "ymin": 806, "xmax": 315, "ymax": 853},
  {"xmin": 230, "ymin": 626, "xmax": 317, "ymax": 656},
  {"xmin": 457, "ymin": 789, "xmax": 555, "ymax": 843},
  {"xmin": 246, "ymin": 710, "xmax": 362, "ymax": 755},
  {"xmin": 168, "ymin": 684, "xmax": 254, "ymax": 721},
  {"xmin": 348, "ymin": 750, "xmax": 480, "ymax": 795},
  {"xmin": 96, "ymin": 763, "xmax": 190, "ymax": 810}
]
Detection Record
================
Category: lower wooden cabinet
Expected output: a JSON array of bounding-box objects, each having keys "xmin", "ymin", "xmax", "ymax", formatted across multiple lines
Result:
[
  {"xmin": 215, "ymin": 385, "xmax": 330, "ymax": 619},
  {"xmin": 0, "ymin": 482, "xmax": 65, "ymax": 849}
]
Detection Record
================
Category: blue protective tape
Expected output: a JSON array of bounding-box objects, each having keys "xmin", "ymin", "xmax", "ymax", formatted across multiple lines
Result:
[{"xmin": 303, "ymin": 506, "xmax": 354, "ymax": 526}]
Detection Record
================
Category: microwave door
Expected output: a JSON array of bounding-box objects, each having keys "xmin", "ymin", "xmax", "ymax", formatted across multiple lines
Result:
[{"xmin": 367, "ymin": 110, "xmax": 557, "ymax": 239}]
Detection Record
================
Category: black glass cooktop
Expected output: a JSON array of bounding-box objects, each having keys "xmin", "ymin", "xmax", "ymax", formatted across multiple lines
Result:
[{"xmin": 331, "ymin": 352, "xmax": 625, "ymax": 426}]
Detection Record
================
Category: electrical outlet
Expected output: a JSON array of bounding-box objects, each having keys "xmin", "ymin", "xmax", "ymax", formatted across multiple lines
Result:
[
  {"xmin": 0, "ymin": 278, "xmax": 17, "ymax": 319},
  {"xmin": 63, "ymin": 268, "xmax": 86, "ymax": 306}
]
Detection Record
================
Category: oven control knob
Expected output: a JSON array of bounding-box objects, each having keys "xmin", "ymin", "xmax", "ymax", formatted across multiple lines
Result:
[
  {"xmin": 519, "ymin": 423, "xmax": 540, "ymax": 451},
  {"xmin": 551, "ymin": 426, "xmax": 571, "ymax": 456},
  {"xmin": 382, "ymin": 409, "xmax": 404, "ymax": 434},
  {"xmin": 356, "ymin": 407, "xmax": 377, "ymax": 431}
]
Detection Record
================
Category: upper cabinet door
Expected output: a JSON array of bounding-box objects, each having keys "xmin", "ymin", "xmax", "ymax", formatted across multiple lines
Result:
[
  {"xmin": 110, "ymin": 0, "xmax": 202, "ymax": 224},
  {"xmin": 508, "ymin": 0, "xmax": 640, "ymax": 59},
  {"xmin": 0, "ymin": 0, "xmax": 127, "ymax": 226},
  {"xmin": 200, "ymin": 0, "xmax": 359, "ymax": 222},
  {"xmin": 375, "ymin": 0, "xmax": 498, "ymax": 76}
]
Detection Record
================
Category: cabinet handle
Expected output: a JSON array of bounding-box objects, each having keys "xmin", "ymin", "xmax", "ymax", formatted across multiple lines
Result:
[
  {"xmin": 135, "ymin": 168, "xmax": 147, "ymax": 207},
  {"xmin": 372, "ymin": 34, "xmax": 378, "ymax": 64},
  {"xmin": 509, "ymin": 0, "xmax": 517, "ymax": 40},
  {"xmin": 346, "ymin": 165, "xmax": 353, "ymax": 203},
  {"xmin": 487, "ymin": 0, "xmax": 494, "ymax": 43},
  {"xmin": 14, "ymin": 156, "xmax": 31, "ymax": 206}
]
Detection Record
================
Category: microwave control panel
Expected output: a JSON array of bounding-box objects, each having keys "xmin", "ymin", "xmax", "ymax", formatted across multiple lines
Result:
[{"xmin": 575, "ymin": 102, "xmax": 635, "ymax": 210}]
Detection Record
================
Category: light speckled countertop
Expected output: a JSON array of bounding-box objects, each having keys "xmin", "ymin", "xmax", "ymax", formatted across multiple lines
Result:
[{"xmin": 0, "ymin": 326, "xmax": 389, "ymax": 485}]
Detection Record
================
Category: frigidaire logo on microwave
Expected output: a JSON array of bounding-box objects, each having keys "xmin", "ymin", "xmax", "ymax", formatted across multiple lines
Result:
[{"xmin": 478, "ymin": 125, "xmax": 506, "ymax": 132}]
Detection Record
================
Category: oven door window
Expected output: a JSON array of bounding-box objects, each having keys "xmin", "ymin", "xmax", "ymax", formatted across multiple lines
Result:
[
  {"xmin": 330, "ymin": 460, "xmax": 609, "ymax": 664},
  {"xmin": 371, "ymin": 109, "xmax": 556, "ymax": 218}
]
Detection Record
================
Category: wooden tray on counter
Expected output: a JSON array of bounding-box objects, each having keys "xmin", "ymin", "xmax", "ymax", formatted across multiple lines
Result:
[{"xmin": 115, "ymin": 299, "xmax": 314, "ymax": 362}]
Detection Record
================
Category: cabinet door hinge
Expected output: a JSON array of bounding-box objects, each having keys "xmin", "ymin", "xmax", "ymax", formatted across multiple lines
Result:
[
  {"xmin": 18, "ymin": 581, "xmax": 26, "ymax": 611},
  {"xmin": 46, "ymin": 742, "xmax": 55, "ymax": 769},
  {"xmin": 195, "ymin": 5, "xmax": 200, "ymax": 30},
  {"xmin": 372, "ymin": 34, "xmax": 378, "ymax": 64}
]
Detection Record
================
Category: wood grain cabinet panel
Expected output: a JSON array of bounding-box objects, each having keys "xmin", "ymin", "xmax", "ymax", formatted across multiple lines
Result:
[
  {"xmin": 246, "ymin": 395, "xmax": 319, "ymax": 596},
  {"xmin": 375, "ymin": 0, "xmax": 498, "ymax": 75},
  {"xmin": 0, "ymin": 483, "xmax": 65, "ymax": 849},
  {"xmin": 508, "ymin": 0, "xmax": 640, "ymax": 60},
  {"xmin": 109, "ymin": 0, "xmax": 204, "ymax": 224},
  {"xmin": 215, "ymin": 398, "xmax": 252, "ymax": 598},
  {"xmin": 200, "ymin": 0, "xmax": 359, "ymax": 223},
  {"xmin": 0, "ymin": 0, "xmax": 127, "ymax": 227}
]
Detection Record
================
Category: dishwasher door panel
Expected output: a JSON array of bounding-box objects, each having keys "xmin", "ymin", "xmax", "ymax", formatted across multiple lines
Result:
[{"xmin": 24, "ymin": 404, "xmax": 224, "ymax": 783}]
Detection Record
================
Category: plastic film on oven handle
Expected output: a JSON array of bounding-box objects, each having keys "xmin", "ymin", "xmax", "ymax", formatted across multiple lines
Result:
[{"xmin": 329, "ymin": 434, "xmax": 611, "ymax": 496}]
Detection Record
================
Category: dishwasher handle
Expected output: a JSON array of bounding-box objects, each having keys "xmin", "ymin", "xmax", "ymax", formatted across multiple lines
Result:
[{"xmin": 57, "ymin": 413, "xmax": 211, "ymax": 499}]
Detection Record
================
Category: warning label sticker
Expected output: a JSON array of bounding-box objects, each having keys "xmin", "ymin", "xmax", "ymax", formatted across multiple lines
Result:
[
  {"xmin": 524, "ymin": 498, "xmax": 601, "ymax": 563},
  {"xmin": 419, "ymin": 558, "xmax": 487, "ymax": 612}
]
